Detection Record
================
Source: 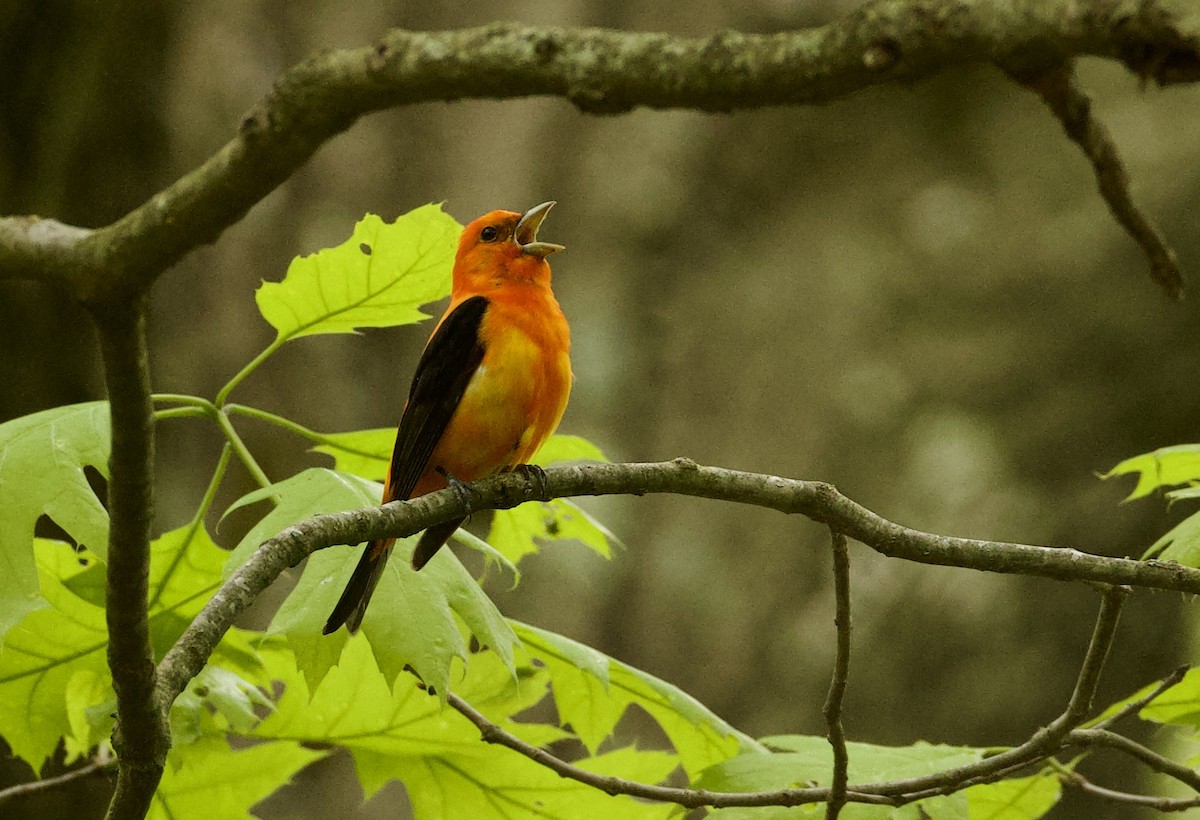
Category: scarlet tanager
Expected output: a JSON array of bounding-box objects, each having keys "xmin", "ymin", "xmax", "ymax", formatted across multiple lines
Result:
[{"xmin": 324, "ymin": 202, "xmax": 572, "ymax": 634}]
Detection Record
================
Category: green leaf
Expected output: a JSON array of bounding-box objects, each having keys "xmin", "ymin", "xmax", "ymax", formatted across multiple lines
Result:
[
  {"xmin": 63, "ymin": 668, "xmax": 113, "ymax": 763},
  {"xmin": 1143, "ymin": 511, "xmax": 1200, "ymax": 563},
  {"xmin": 1132, "ymin": 667, "xmax": 1200, "ymax": 727},
  {"xmin": 1102, "ymin": 445, "xmax": 1200, "ymax": 502},
  {"xmin": 487, "ymin": 499, "xmax": 617, "ymax": 564},
  {"xmin": 0, "ymin": 526, "xmax": 256, "ymax": 769},
  {"xmin": 171, "ymin": 665, "xmax": 274, "ymax": 746},
  {"xmin": 515, "ymin": 621, "xmax": 761, "ymax": 775},
  {"xmin": 532, "ymin": 434, "xmax": 609, "ymax": 466},
  {"xmin": 0, "ymin": 402, "xmax": 110, "ymax": 635},
  {"xmin": 964, "ymin": 771, "xmax": 1061, "ymax": 819},
  {"xmin": 574, "ymin": 745, "xmax": 680, "ymax": 784},
  {"xmin": 700, "ymin": 736, "xmax": 984, "ymax": 820},
  {"xmin": 255, "ymin": 205, "xmax": 460, "ymax": 342},
  {"xmin": 311, "ymin": 427, "xmax": 395, "ymax": 480},
  {"xmin": 0, "ymin": 539, "xmax": 109, "ymax": 768},
  {"xmin": 253, "ymin": 637, "xmax": 560, "ymax": 794},
  {"xmin": 700, "ymin": 739, "xmax": 984, "ymax": 820},
  {"xmin": 227, "ymin": 468, "xmax": 517, "ymax": 696},
  {"xmin": 487, "ymin": 430, "xmax": 617, "ymax": 564},
  {"xmin": 150, "ymin": 737, "xmax": 324, "ymax": 820}
]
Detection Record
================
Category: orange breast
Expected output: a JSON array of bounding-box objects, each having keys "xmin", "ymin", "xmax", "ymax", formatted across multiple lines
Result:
[{"xmin": 413, "ymin": 286, "xmax": 571, "ymax": 497}]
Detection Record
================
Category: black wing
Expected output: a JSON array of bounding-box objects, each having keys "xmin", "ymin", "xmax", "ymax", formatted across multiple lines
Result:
[{"xmin": 385, "ymin": 295, "xmax": 489, "ymax": 502}]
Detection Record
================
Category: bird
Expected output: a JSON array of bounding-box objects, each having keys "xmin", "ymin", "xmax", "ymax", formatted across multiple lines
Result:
[{"xmin": 323, "ymin": 201, "xmax": 572, "ymax": 635}]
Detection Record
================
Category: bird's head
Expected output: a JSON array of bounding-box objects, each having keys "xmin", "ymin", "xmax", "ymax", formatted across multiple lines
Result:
[{"xmin": 454, "ymin": 201, "xmax": 564, "ymax": 288}]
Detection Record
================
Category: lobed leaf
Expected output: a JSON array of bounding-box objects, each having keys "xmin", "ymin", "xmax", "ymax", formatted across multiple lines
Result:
[
  {"xmin": 1142, "ymin": 511, "xmax": 1200, "ymax": 563},
  {"xmin": 700, "ymin": 736, "xmax": 985, "ymax": 819},
  {"xmin": 1101, "ymin": 445, "xmax": 1200, "ymax": 502},
  {"xmin": 515, "ymin": 621, "xmax": 760, "ymax": 775},
  {"xmin": 226, "ymin": 468, "xmax": 517, "ymax": 696},
  {"xmin": 150, "ymin": 737, "xmax": 324, "ymax": 820},
  {"xmin": 0, "ymin": 402, "xmax": 110, "ymax": 636},
  {"xmin": 255, "ymin": 204, "xmax": 460, "ymax": 342},
  {"xmin": 964, "ymin": 772, "xmax": 1062, "ymax": 819},
  {"xmin": 0, "ymin": 525, "xmax": 266, "ymax": 769}
]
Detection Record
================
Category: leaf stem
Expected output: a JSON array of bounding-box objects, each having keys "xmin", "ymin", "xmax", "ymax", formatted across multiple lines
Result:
[
  {"xmin": 215, "ymin": 339, "xmax": 282, "ymax": 408},
  {"xmin": 213, "ymin": 412, "xmax": 272, "ymax": 489},
  {"xmin": 224, "ymin": 403, "xmax": 328, "ymax": 443}
]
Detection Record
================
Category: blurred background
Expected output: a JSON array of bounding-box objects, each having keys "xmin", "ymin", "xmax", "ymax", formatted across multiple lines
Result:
[{"xmin": 3, "ymin": 1, "xmax": 1200, "ymax": 817}]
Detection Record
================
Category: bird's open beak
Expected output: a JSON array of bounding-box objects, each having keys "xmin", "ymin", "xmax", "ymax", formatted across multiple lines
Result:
[{"xmin": 515, "ymin": 201, "xmax": 565, "ymax": 258}]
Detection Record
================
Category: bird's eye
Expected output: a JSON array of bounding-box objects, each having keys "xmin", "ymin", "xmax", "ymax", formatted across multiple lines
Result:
[{"xmin": 480, "ymin": 226, "xmax": 499, "ymax": 242}]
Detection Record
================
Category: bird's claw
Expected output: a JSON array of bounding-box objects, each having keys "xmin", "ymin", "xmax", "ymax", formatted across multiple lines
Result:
[
  {"xmin": 436, "ymin": 466, "xmax": 483, "ymax": 512},
  {"xmin": 512, "ymin": 463, "xmax": 549, "ymax": 499}
]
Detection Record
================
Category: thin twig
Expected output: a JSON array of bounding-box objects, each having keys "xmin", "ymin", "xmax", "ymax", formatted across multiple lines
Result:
[
  {"xmin": 445, "ymin": 691, "xmax": 894, "ymax": 809},
  {"xmin": 1090, "ymin": 664, "xmax": 1189, "ymax": 730},
  {"xmin": 1068, "ymin": 727, "xmax": 1200, "ymax": 793},
  {"xmin": 1008, "ymin": 59, "xmax": 1184, "ymax": 299},
  {"xmin": 0, "ymin": 757, "xmax": 115, "ymax": 805},
  {"xmin": 852, "ymin": 585, "xmax": 1128, "ymax": 798},
  {"xmin": 1058, "ymin": 771, "xmax": 1200, "ymax": 812},
  {"xmin": 823, "ymin": 528, "xmax": 852, "ymax": 820}
]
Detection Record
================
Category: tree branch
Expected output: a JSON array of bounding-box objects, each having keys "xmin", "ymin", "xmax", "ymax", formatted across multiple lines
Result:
[
  {"xmin": 90, "ymin": 298, "xmax": 168, "ymax": 820},
  {"xmin": 440, "ymin": 586, "xmax": 1128, "ymax": 812},
  {"xmin": 1058, "ymin": 771, "xmax": 1200, "ymax": 812},
  {"xmin": 0, "ymin": 756, "xmax": 114, "ymax": 807},
  {"xmin": 1006, "ymin": 58, "xmax": 1184, "ymax": 298},
  {"xmin": 1091, "ymin": 664, "xmax": 1189, "ymax": 729},
  {"xmin": 156, "ymin": 459, "xmax": 1191, "ymax": 709},
  {"xmin": 2, "ymin": 0, "xmax": 1198, "ymax": 300},
  {"xmin": 445, "ymin": 690, "xmax": 895, "ymax": 810},
  {"xmin": 1068, "ymin": 727, "xmax": 1200, "ymax": 793},
  {"xmin": 823, "ymin": 528, "xmax": 852, "ymax": 820}
]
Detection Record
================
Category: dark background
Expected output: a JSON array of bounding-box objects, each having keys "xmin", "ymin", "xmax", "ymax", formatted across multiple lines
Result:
[{"xmin": 3, "ymin": 1, "xmax": 1200, "ymax": 817}]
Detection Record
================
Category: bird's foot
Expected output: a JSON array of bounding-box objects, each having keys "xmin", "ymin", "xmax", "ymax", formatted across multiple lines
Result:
[
  {"xmin": 509, "ymin": 463, "xmax": 549, "ymax": 500},
  {"xmin": 436, "ymin": 466, "xmax": 482, "ymax": 512}
]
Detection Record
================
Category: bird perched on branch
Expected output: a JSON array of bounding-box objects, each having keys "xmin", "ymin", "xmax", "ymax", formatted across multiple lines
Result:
[{"xmin": 324, "ymin": 202, "xmax": 572, "ymax": 635}]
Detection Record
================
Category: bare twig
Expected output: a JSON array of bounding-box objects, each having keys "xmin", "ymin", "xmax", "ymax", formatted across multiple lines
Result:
[
  {"xmin": 440, "ymin": 585, "xmax": 1132, "ymax": 812},
  {"xmin": 1069, "ymin": 727, "xmax": 1200, "ymax": 793},
  {"xmin": 1092, "ymin": 664, "xmax": 1189, "ymax": 730},
  {"xmin": 445, "ymin": 691, "xmax": 895, "ymax": 810},
  {"xmin": 157, "ymin": 460, "xmax": 1197, "ymax": 709},
  {"xmin": 852, "ymin": 585, "xmax": 1127, "ymax": 799},
  {"xmin": 1008, "ymin": 59, "xmax": 1185, "ymax": 299},
  {"xmin": 823, "ymin": 528, "xmax": 852, "ymax": 820},
  {"xmin": 1058, "ymin": 771, "xmax": 1200, "ymax": 812},
  {"xmin": 0, "ymin": 756, "xmax": 114, "ymax": 806}
]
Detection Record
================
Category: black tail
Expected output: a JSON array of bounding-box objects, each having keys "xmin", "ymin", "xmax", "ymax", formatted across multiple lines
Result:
[
  {"xmin": 411, "ymin": 517, "xmax": 466, "ymax": 570},
  {"xmin": 323, "ymin": 540, "xmax": 393, "ymax": 634}
]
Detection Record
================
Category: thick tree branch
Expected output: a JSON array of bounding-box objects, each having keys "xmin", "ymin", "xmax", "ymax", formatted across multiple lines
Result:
[
  {"xmin": 156, "ymin": 459, "xmax": 1194, "ymax": 708},
  {"xmin": 2, "ymin": 0, "xmax": 1198, "ymax": 300},
  {"xmin": 90, "ymin": 299, "xmax": 167, "ymax": 820}
]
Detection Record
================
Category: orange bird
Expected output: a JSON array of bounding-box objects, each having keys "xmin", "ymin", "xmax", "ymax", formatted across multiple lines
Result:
[{"xmin": 324, "ymin": 202, "xmax": 572, "ymax": 634}]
